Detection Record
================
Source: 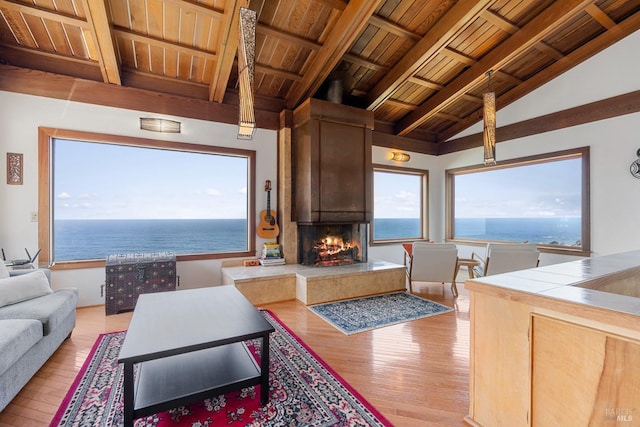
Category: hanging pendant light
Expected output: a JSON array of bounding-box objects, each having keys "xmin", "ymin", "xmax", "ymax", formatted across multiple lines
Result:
[
  {"xmin": 483, "ymin": 70, "xmax": 496, "ymax": 165},
  {"xmin": 238, "ymin": 7, "xmax": 257, "ymax": 140}
]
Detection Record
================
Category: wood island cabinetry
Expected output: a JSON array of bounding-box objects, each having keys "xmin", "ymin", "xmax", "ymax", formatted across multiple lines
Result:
[
  {"xmin": 466, "ymin": 251, "xmax": 640, "ymax": 427},
  {"xmin": 292, "ymin": 98, "xmax": 374, "ymax": 224}
]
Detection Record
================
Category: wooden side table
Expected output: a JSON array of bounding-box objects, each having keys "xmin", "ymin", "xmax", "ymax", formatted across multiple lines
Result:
[{"xmin": 456, "ymin": 258, "xmax": 481, "ymax": 280}]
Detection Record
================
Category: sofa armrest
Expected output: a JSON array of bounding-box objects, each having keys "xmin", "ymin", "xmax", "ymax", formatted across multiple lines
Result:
[{"xmin": 9, "ymin": 268, "xmax": 51, "ymax": 284}]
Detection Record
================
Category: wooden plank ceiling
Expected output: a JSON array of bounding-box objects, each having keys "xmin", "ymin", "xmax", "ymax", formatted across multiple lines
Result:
[{"xmin": 1, "ymin": 0, "xmax": 639, "ymax": 154}]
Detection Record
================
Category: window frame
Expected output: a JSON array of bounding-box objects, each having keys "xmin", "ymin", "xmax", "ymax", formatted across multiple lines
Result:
[
  {"xmin": 38, "ymin": 127, "xmax": 257, "ymax": 270},
  {"xmin": 370, "ymin": 164, "xmax": 429, "ymax": 245},
  {"xmin": 445, "ymin": 147, "xmax": 590, "ymax": 256}
]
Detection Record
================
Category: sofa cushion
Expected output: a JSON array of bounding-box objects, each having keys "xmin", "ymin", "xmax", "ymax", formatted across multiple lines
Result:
[
  {"xmin": 0, "ymin": 289, "xmax": 78, "ymax": 336},
  {"xmin": 0, "ymin": 262, "xmax": 8, "ymax": 279},
  {"xmin": 0, "ymin": 319, "xmax": 43, "ymax": 376},
  {"xmin": 0, "ymin": 270, "xmax": 52, "ymax": 308}
]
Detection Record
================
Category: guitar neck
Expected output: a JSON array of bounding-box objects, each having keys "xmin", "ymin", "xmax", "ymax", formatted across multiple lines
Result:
[{"xmin": 266, "ymin": 190, "xmax": 271, "ymax": 213}]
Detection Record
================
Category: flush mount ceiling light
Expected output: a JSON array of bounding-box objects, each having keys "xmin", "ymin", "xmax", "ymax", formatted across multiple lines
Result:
[
  {"xmin": 390, "ymin": 151, "xmax": 411, "ymax": 162},
  {"xmin": 140, "ymin": 118, "xmax": 181, "ymax": 133},
  {"xmin": 237, "ymin": 7, "xmax": 257, "ymax": 140},
  {"xmin": 483, "ymin": 70, "xmax": 496, "ymax": 165}
]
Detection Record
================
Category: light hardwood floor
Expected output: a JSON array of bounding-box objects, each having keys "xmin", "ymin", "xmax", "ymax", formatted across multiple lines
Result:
[{"xmin": 0, "ymin": 279, "xmax": 470, "ymax": 427}]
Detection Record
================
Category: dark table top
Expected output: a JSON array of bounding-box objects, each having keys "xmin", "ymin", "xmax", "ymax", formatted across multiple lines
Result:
[{"xmin": 118, "ymin": 285, "xmax": 274, "ymax": 363}]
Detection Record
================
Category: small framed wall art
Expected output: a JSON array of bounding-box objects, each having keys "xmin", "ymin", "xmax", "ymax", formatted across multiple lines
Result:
[{"xmin": 7, "ymin": 152, "xmax": 23, "ymax": 185}]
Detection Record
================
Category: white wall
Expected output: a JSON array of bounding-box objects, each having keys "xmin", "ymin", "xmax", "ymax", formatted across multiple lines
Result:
[
  {"xmin": 0, "ymin": 92, "xmax": 278, "ymax": 306},
  {"xmin": 370, "ymin": 29, "xmax": 640, "ymax": 267}
]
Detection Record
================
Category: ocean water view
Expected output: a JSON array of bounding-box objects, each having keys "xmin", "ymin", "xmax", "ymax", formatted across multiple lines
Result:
[
  {"xmin": 54, "ymin": 219, "xmax": 248, "ymax": 261},
  {"xmin": 374, "ymin": 217, "xmax": 581, "ymax": 246},
  {"xmin": 54, "ymin": 217, "xmax": 582, "ymax": 261},
  {"xmin": 454, "ymin": 217, "xmax": 581, "ymax": 246}
]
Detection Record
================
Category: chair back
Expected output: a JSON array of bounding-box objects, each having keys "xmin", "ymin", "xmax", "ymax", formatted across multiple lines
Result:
[
  {"xmin": 485, "ymin": 243, "xmax": 539, "ymax": 276},
  {"xmin": 410, "ymin": 242, "xmax": 458, "ymax": 283}
]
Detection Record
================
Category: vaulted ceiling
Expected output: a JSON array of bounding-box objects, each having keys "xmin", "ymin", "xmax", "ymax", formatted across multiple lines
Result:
[{"xmin": 1, "ymin": 0, "xmax": 639, "ymax": 154}]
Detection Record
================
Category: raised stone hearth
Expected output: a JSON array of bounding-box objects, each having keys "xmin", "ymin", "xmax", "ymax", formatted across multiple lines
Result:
[{"xmin": 221, "ymin": 261, "xmax": 406, "ymax": 305}]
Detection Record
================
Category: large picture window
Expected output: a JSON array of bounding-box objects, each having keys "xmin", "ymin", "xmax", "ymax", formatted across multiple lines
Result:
[
  {"xmin": 38, "ymin": 128, "xmax": 256, "ymax": 268},
  {"xmin": 372, "ymin": 166, "xmax": 427, "ymax": 243},
  {"xmin": 446, "ymin": 147, "xmax": 590, "ymax": 254}
]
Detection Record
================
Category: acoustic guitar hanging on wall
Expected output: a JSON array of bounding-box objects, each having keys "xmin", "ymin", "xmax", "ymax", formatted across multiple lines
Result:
[{"xmin": 257, "ymin": 180, "xmax": 280, "ymax": 238}]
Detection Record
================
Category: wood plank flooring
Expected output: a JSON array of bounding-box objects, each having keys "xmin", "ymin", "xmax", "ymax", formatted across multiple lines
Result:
[{"xmin": 0, "ymin": 279, "xmax": 470, "ymax": 427}]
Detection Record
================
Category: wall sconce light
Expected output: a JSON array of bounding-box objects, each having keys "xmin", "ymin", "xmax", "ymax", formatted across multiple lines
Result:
[
  {"xmin": 140, "ymin": 118, "xmax": 181, "ymax": 133},
  {"xmin": 238, "ymin": 7, "xmax": 257, "ymax": 140},
  {"xmin": 390, "ymin": 151, "xmax": 411, "ymax": 162},
  {"xmin": 483, "ymin": 70, "xmax": 496, "ymax": 165}
]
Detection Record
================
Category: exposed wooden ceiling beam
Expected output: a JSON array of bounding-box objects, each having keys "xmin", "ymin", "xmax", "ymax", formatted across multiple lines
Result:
[
  {"xmin": 256, "ymin": 24, "xmax": 321, "ymax": 51},
  {"xmin": 585, "ymin": 4, "xmax": 617, "ymax": 29},
  {"xmin": 385, "ymin": 99, "xmax": 417, "ymax": 110},
  {"xmin": 114, "ymin": 28, "xmax": 218, "ymax": 62},
  {"xmin": 395, "ymin": 0, "xmax": 595, "ymax": 137},
  {"xmin": 442, "ymin": 47, "xmax": 476, "ymax": 66},
  {"xmin": 255, "ymin": 63, "xmax": 302, "ymax": 81},
  {"xmin": 365, "ymin": 0, "xmax": 495, "ymax": 112},
  {"xmin": 285, "ymin": 0, "xmax": 382, "ymax": 109},
  {"xmin": 441, "ymin": 90, "xmax": 640, "ymax": 154},
  {"xmin": 315, "ymin": 0, "xmax": 347, "ymax": 11},
  {"xmin": 209, "ymin": 0, "xmax": 248, "ymax": 103},
  {"xmin": 82, "ymin": 0, "xmax": 121, "ymax": 85},
  {"xmin": 368, "ymin": 15, "xmax": 420, "ymax": 42},
  {"xmin": 0, "ymin": 0, "xmax": 121, "ymax": 85},
  {"xmin": 343, "ymin": 53, "xmax": 390, "ymax": 72},
  {"xmin": 482, "ymin": 9, "xmax": 565, "ymax": 62},
  {"xmin": 439, "ymin": 8, "xmax": 640, "ymax": 142},
  {"xmin": 0, "ymin": 0, "xmax": 86, "ymax": 27},
  {"xmin": 407, "ymin": 76, "xmax": 445, "ymax": 90},
  {"xmin": 163, "ymin": 0, "xmax": 224, "ymax": 18}
]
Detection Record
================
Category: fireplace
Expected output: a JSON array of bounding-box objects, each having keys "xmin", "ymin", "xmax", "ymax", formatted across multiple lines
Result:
[{"xmin": 298, "ymin": 224, "xmax": 367, "ymax": 266}]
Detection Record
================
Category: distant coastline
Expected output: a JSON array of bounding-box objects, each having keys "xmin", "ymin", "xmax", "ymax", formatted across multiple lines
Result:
[
  {"xmin": 54, "ymin": 217, "xmax": 582, "ymax": 261},
  {"xmin": 54, "ymin": 219, "xmax": 247, "ymax": 261},
  {"xmin": 374, "ymin": 217, "xmax": 581, "ymax": 246}
]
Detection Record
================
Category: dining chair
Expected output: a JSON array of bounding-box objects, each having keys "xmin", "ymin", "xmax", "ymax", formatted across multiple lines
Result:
[
  {"xmin": 472, "ymin": 243, "xmax": 540, "ymax": 277},
  {"xmin": 408, "ymin": 242, "xmax": 459, "ymax": 296}
]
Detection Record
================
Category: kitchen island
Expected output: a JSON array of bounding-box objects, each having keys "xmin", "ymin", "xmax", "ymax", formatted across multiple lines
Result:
[{"xmin": 465, "ymin": 250, "xmax": 640, "ymax": 427}]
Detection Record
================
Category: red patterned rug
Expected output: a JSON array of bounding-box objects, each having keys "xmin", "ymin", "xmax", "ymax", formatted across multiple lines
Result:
[{"xmin": 51, "ymin": 310, "xmax": 392, "ymax": 426}]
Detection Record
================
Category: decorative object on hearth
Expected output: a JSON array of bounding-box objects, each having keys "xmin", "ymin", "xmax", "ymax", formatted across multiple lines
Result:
[
  {"xmin": 389, "ymin": 151, "xmax": 410, "ymax": 162},
  {"xmin": 237, "ymin": 7, "xmax": 257, "ymax": 140},
  {"xmin": 483, "ymin": 70, "xmax": 496, "ymax": 165},
  {"xmin": 139, "ymin": 117, "xmax": 181, "ymax": 133},
  {"xmin": 6, "ymin": 152, "xmax": 23, "ymax": 185},
  {"xmin": 51, "ymin": 311, "xmax": 392, "ymax": 427},
  {"xmin": 630, "ymin": 148, "xmax": 640, "ymax": 179},
  {"xmin": 310, "ymin": 292, "xmax": 453, "ymax": 335}
]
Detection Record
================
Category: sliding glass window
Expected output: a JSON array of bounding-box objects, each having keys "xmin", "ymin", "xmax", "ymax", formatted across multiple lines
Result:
[
  {"xmin": 446, "ymin": 147, "xmax": 590, "ymax": 254},
  {"xmin": 372, "ymin": 166, "xmax": 427, "ymax": 243},
  {"xmin": 39, "ymin": 128, "xmax": 256, "ymax": 267}
]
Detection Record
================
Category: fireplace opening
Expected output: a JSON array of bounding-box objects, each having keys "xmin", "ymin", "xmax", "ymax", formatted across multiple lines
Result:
[{"xmin": 298, "ymin": 224, "xmax": 367, "ymax": 266}]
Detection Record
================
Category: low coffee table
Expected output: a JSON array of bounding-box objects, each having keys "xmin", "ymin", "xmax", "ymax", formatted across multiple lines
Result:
[{"xmin": 118, "ymin": 285, "xmax": 274, "ymax": 427}]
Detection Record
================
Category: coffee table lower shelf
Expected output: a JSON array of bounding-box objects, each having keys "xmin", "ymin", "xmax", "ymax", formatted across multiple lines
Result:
[{"xmin": 131, "ymin": 342, "xmax": 262, "ymax": 419}]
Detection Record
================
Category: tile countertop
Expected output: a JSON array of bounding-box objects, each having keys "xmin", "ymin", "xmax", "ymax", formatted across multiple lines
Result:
[{"xmin": 467, "ymin": 250, "xmax": 640, "ymax": 317}]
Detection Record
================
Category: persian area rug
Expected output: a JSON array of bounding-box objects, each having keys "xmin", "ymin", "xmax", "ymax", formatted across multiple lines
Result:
[
  {"xmin": 51, "ymin": 310, "xmax": 392, "ymax": 427},
  {"xmin": 309, "ymin": 292, "xmax": 453, "ymax": 335}
]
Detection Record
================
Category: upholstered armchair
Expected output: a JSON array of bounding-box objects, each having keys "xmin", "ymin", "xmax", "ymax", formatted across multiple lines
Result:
[
  {"xmin": 472, "ymin": 243, "xmax": 540, "ymax": 277},
  {"xmin": 407, "ymin": 242, "xmax": 459, "ymax": 296}
]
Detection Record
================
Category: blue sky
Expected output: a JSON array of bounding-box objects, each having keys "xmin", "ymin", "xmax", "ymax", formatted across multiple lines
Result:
[
  {"xmin": 54, "ymin": 139, "xmax": 248, "ymax": 220},
  {"xmin": 54, "ymin": 139, "xmax": 581, "ymax": 221},
  {"xmin": 454, "ymin": 158, "xmax": 582, "ymax": 218},
  {"xmin": 374, "ymin": 171, "xmax": 422, "ymax": 218},
  {"xmin": 374, "ymin": 158, "xmax": 582, "ymax": 219}
]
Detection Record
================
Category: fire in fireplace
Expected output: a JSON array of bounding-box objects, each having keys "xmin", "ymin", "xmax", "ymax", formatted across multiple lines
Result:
[{"xmin": 298, "ymin": 224, "xmax": 367, "ymax": 266}]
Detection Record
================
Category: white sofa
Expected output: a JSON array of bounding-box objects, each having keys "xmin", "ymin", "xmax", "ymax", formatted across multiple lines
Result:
[{"xmin": 0, "ymin": 264, "xmax": 78, "ymax": 411}]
